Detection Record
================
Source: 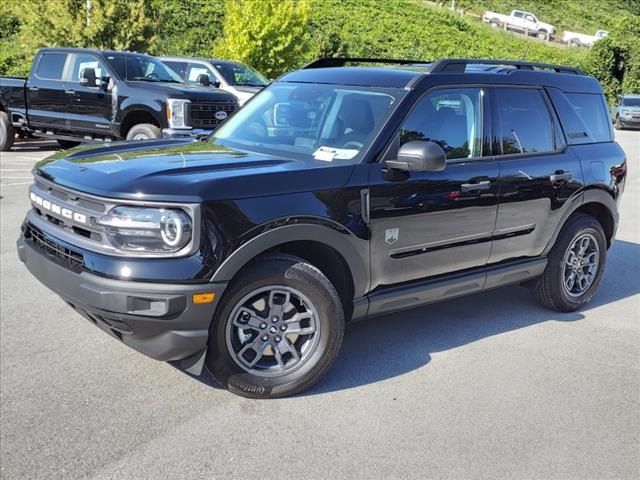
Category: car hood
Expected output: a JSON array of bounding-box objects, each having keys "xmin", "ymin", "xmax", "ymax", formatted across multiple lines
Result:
[
  {"xmin": 123, "ymin": 81, "xmax": 237, "ymax": 102},
  {"xmin": 34, "ymin": 140, "xmax": 355, "ymax": 203}
]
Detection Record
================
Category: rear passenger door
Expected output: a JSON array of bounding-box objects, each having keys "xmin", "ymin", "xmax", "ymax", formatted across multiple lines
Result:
[
  {"xmin": 489, "ymin": 87, "xmax": 584, "ymax": 263},
  {"xmin": 26, "ymin": 52, "xmax": 69, "ymax": 130}
]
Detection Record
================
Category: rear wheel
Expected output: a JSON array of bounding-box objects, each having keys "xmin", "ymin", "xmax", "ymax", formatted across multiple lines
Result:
[
  {"xmin": 533, "ymin": 214, "xmax": 607, "ymax": 312},
  {"xmin": 125, "ymin": 123, "xmax": 161, "ymax": 141},
  {"xmin": 0, "ymin": 111, "xmax": 15, "ymax": 152},
  {"xmin": 206, "ymin": 255, "xmax": 344, "ymax": 398},
  {"xmin": 57, "ymin": 139, "xmax": 81, "ymax": 149}
]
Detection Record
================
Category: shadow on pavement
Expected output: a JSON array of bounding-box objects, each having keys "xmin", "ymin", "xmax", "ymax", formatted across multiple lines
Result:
[
  {"xmin": 174, "ymin": 240, "xmax": 640, "ymax": 396},
  {"xmin": 10, "ymin": 138, "xmax": 60, "ymax": 152}
]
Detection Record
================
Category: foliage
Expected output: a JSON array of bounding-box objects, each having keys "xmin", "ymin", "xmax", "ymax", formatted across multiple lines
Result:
[
  {"xmin": 305, "ymin": 0, "xmax": 587, "ymax": 65},
  {"xmin": 150, "ymin": 0, "xmax": 225, "ymax": 57},
  {"xmin": 213, "ymin": 0, "xmax": 311, "ymax": 78}
]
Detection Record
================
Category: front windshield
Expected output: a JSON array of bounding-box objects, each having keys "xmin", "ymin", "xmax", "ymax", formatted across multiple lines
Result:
[
  {"xmin": 212, "ymin": 61, "xmax": 269, "ymax": 87},
  {"xmin": 622, "ymin": 98, "xmax": 640, "ymax": 107},
  {"xmin": 210, "ymin": 83, "xmax": 405, "ymax": 164},
  {"xmin": 104, "ymin": 54, "xmax": 184, "ymax": 83}
]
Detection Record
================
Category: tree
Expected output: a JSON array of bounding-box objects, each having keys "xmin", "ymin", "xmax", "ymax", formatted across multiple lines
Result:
[
  {"xmin": 16, "ymin": 0, "xmax": 159, "ymax": 54},
  {"xmin": 213, "ymin": 0, "xmax": 311, "ymax": 78}
]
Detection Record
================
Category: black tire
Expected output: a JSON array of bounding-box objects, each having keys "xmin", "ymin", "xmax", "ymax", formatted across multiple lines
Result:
[
  {"xmin": 0, "ymin": 111, "xmax": 15, "ymax": 152},
  {"xmin": 57, "ymin": 139, "xmax": 81, "ymax": 149},
  {"xmin": 206, "ymin": 254, "xmax": 344, "ymax": 398},
  {"xmin": 537, "ymin": 31, "xmax": 548, "ymax": 40},
  {"xmin": 614, "ymin": 116, "xmax": 623, "ymax": 130},
  {"xmin": 533, "ymin": 213, "xmax": 607, "ymax": 312},
  {"xmin": 125, "ymin": 123, "xmax": 161, "ymax": 141}
]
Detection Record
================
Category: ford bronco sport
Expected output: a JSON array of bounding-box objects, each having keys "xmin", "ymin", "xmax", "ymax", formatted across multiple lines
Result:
[{"xmin": 17, "ymin": 58, "xmax": 627, "ymax": 398}]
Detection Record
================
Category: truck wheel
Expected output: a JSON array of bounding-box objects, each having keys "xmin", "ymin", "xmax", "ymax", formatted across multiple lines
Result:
[
  {"xmin": 533, "ymin": 213, "xmax": 607, "ymax": 312},
  {"xmin": 489, "ymin": 20, "xmax": 499, "ymax": 29},
  {"xmin": 0, "ymin": 111, "xmax": 15, "ymax": 152},
  {"xmin": 537, "ymin": 31, "xmax": 548, "ymax": 40},
  {"xmin": 57, "ymin": 140, "xmax": 81, "ymax": 149},
  {"xmin": 126, "ymin": 123, "xmax": 161, "ymax": 141},
  {"xmin": 206, "ymin": 254, "xmax": 344, "ymax": 398},
  {"xmin": 614, "ymin": 116, "xmax": 623, "ymax": 130}
]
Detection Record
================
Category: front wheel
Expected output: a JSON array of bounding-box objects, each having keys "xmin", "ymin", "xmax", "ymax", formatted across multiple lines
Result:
[
  {"xmin": 533, "ymin": 213, "xmax": 607, "ymax": 312},
  {"xmin": 537, "ymin": 31, "xmax": 548, "ymax": 40},
  {"xmin": 0, "ymin": 111, "xmax": 15, "ymax": 152},
  {"xmin": 125, "ymin": 123, "xmax": 161, "ymax": 141},
  {"xmin": 614, "ymin": 116, "xmax": 623, "ymax": 130},
  {"xmin": 206, "ymin": 255, "xmax": 344, "ymax": 398}
]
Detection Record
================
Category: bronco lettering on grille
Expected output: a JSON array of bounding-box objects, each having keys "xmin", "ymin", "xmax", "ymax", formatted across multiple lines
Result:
[{"xmin": 30, "ymin": 192, "xmax": 88, "ymax": 224}]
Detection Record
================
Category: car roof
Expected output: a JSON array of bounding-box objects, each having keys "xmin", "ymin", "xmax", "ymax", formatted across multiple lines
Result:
[
  {"xmin": 621, "ymin": 94, "xmax": 640, "ymax": 98},
  {"xmin": 38, "ymin": 47, "xmax": 154, "ymax": 58}
]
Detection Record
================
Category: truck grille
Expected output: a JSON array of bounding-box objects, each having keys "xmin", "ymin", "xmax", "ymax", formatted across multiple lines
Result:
[
  {"xmin": 187, "ymin": 102, "xmax": 236, "ymax": 128},
  {"xmin": 24, "ymin": 222, "xmax": 84, "ymax": 272}
]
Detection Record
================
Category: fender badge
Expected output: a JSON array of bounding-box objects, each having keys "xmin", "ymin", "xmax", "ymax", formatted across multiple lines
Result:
[{"xmin": 385, "ymin": 228, "xmax": 399, "ymax": 245}]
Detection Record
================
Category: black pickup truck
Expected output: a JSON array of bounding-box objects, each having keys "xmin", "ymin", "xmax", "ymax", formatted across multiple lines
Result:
[
  {"xmin": 17, "ymin": 58, "xmax": 626, "ymax": 398},
  {"xmin": 0, "ymin": 48, "xmax": 238, "ymax": 151}
]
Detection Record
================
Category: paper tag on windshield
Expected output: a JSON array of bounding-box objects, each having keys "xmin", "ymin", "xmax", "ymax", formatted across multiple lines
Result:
[{"xmin": 313, "ymin": 146, "xmax": 359, "ymax": 162}]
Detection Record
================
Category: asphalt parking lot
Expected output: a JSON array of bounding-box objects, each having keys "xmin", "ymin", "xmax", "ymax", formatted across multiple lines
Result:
[{"xmin": 1, "ymin": 131, "xmax": 639, "ymax": 480}]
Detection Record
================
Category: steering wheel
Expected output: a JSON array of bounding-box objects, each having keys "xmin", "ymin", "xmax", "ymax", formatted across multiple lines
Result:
[
  {"xmin": 146, "ymin": 72, "xmax": 160, "ymax": 80},
  {"xmin": 341, "ymin": 141, "xmax": 364, "ymax": 150}
]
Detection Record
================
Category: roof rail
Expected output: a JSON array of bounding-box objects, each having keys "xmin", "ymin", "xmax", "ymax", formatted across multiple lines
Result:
[
  {"xmin": 428, "ymin": 58, "xmax": 583, "ymax": 75},
  {"xmin": 302, "ymin": 57, "xmax": 429, "ymax": 69}
]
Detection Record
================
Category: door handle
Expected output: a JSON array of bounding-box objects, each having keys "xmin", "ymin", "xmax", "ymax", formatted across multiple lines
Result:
[
  {"xmin": 28, "ymin": 87, "xmax": 38, "ymax": 92},
  {"xmin": 550, "ymin": 171, "xmax": 572, "ymax": 182},
  {"xmin": 64, "ymin": 90, "xmax": 76, "ymax": 95},
  {"xmin": 460, "ymin": 180, "xmax": 491, "ymax": 192}
]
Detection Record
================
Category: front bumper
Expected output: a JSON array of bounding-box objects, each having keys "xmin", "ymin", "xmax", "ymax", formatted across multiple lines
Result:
[
  {"xmin": 619, "ymin": 117, "xmax": 640, "ymax": 128},
  {"xmin": 162, "ymin": 128, "xmax": 214, "ymax": 139},
  {"xmin": 17, "ymin": 234, "xmax": 227, "ymax": 364}
]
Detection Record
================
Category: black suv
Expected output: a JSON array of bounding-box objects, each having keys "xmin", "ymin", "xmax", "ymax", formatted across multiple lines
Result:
[
  {"xmin": 0, "ymin": 48, "xmax": 237, "ymax": 151},
  {"xmin": 17, "ymin": 58, "xmax": 627, "ymax": 398}
]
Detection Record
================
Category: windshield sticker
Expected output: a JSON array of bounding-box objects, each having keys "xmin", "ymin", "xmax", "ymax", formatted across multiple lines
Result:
[{"xmin": 313, "ymin": 146, "xmax": 359, "ymax": 162}]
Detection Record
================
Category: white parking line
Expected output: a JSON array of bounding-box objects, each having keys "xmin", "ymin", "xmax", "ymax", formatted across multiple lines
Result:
[
  {"xmin": 0, "ymin": 176, "xmax": 32, "ymax": 179},
  {"xmin": 1, "ymin": 169, "xmax": 33, "ymax": 172}
]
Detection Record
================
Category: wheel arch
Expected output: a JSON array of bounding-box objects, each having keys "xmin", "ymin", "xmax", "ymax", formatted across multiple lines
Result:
[
  {"xmin": 544, "ymin": 189, "xmax": 618, "ymax": 254},
  {"xmin": 211, "ymin": 224, "xmax": 369, "ymax": 309},
  {"xmin": 119, "ymin": 106, "xmax": 163, "ymax": 138}
]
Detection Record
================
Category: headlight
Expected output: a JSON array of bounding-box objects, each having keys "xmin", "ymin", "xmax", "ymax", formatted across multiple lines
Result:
[
  {"xmin": 620, "ymin": 109, "xmax": 631, "ymax": 116},
  {"xmin": 167, "ymin": 99, "xmax": 191, "ymax": 129},
  {"xmin": 97, "ymin": 206, "xmax": 192, "ymax": 253}
]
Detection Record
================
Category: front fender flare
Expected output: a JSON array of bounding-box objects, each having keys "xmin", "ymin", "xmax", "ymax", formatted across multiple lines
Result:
[{"xmin": 211, "ymin": 223, "xmax": 370, "ymax": 298}]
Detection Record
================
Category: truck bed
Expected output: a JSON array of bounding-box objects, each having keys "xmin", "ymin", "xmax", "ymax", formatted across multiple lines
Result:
[{"xmin": 0, "ymin": 77, "xmax": 28, "ymax": 117}]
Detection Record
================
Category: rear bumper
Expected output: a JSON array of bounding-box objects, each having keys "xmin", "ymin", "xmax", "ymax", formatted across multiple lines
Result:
[{"xmin": 17, "ymin": 234, "xmax": 227, "ymax": 363}]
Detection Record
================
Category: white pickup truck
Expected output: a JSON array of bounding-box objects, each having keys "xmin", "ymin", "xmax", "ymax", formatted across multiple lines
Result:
[
  {"xmin": 482, "ymin": 9, "xmax": 557, "ymax": 40},
  {"xmin": 562, "ymin": 29, "xmax": 608, "ymax": 47}
]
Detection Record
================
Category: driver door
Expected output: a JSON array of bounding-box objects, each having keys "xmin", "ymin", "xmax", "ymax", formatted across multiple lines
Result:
[
  {"xmin": 368, "ymin": 87, "xmax": 499, "ymax": 289},
  {"xmin": 65, "ymin": 53, "xmax": 112, "ymax": 135}
]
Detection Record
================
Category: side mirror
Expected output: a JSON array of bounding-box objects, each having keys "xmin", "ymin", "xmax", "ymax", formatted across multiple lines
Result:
[
  {"xmin": 197, "ymin": 73, "xmax": 211, "ymax": 87},
  {"xmin": 79, "ymin": 67, "xmax": 97, "ymax": 87},
  {"xmin": 213, "ymin": 79, "xmax": 221, "ymax": 88},
  {"xmin": 385, "ymin": 141, "xmax": 446, "ymax": 172}
]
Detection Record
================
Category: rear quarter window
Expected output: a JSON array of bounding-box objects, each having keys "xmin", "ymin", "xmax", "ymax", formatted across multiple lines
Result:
[{"xmin": 565, "ymin": 93, "xmax": 612, "ymax": 143}]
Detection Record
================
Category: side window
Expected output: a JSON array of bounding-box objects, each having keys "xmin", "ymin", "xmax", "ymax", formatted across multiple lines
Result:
[
  {"xmin": 399, "ymin": 88, "xmax": 484, "ymax": 160},
  {"xmin": 566, "ymin": 93, "xmax": 611, "ymax": 143},
  {"xmin": 35, "ymin": 53, "xmax": 67, "ymax": 80},
  {"xmin": 495, "ymin": 88, "xmax": 554, "ymax": 155},
  {"xmin": 525, "ymin": 14, "xmax": 535, "ymax": 22},
  {"xmin": 513, "ymin": 11, "xmax": 523, "ymax": 18},
  {"xmin": 70, "ymin": 54, "xmax": 107, "ymax": 83},
  {"xmin": 163, "ymin": 61, "xmax": 187, "ymax": 79},
  {"xmin": 186, "ymin": 64, "xmax": 212, "ymax": 83}
]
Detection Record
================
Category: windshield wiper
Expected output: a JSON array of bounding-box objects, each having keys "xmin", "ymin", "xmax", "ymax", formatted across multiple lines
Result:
[{"xmin": 234, "ymin": 83, "xmax": 265, "ymax": 87}]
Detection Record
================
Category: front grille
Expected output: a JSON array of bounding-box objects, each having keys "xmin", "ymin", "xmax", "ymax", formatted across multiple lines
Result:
[
  {"xmin": 24, "ymin": 222, "xmax": 84, "ymax": 272},
  {"xmin": 187, "ymin": 102, "xmax": 236, "ymax": 128}
]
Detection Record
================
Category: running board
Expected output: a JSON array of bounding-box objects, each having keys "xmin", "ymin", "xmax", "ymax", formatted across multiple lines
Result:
[{"xmin": 352, "ymin": 258, "xmax": 547, "ymax": 320}]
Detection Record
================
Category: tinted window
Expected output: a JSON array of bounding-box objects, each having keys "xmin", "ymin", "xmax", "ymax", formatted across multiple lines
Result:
[
  {"xmin": 399, "ymin": 88, "xmax": 484, "ymax": 160},
  {"xmin": 36, "ymin": 53, "xmax": 67, "ymax": 80},
  {"xmin": 566, "ymin": 93, "xmax": 611, "ymax": 143},
  {"xmin": 70, "ymin": 54, "xmax": 107, "ymax": 82},
  {"xmin": 163, "ymin": 61, "xmax": 187, "ymax": 79},
  {"xmin": 495, "ymin": 88, "xmax": 554, "ymax": 155},
  {"xmin": 212, "ymin": 61, "xmax": 269, "ymax": 87},
  {"xmin": 622, "ymin": 97, "xmax": 640, "ymax": 107}
]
